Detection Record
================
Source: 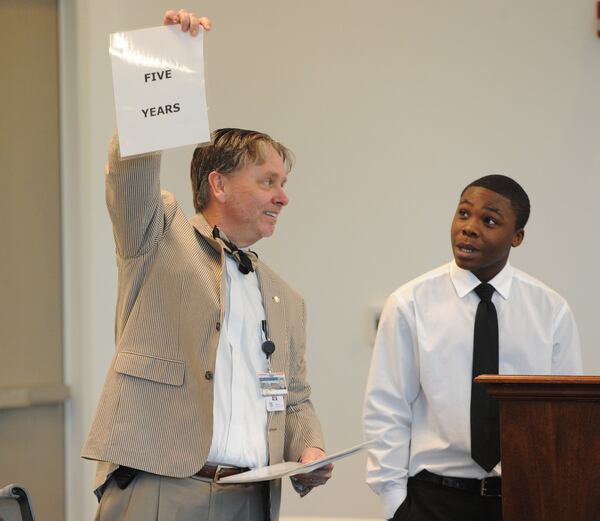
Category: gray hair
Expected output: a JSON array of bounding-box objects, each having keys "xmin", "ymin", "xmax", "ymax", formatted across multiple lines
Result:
[{"xmin": 190, "ymin": 128, "xmax": 294, "ymax": 212}]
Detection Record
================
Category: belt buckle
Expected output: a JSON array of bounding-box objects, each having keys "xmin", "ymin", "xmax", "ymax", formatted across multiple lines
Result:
[
  {"xmin": 480, "ymin": 478, "xmax": 498, "ymax": 497},
  {"xmin": 213, "ymin": 465, "xmax": 226, "ymax": 483},
  {"xmin": 480, "ymin": 478, "xmax": 488, "ymax": 496}
]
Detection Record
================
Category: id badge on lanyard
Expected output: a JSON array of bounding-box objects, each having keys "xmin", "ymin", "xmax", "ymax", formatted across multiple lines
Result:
[{"xmin": 257, "ymin": 319, "xmax": 287, "ymax": 411}]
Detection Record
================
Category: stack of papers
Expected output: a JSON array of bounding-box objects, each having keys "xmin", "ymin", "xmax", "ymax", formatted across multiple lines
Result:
[{"xmin": 217, "ymin": 440, "xmax": 374, "ymax": 483}]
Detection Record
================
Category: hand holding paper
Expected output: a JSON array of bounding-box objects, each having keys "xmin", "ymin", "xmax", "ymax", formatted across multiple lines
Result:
[
  {"xmin": 292, "ymin": 447, "xmax": 334, "ymax": 494},
  {"xmin": 163, "ymin": 8, "xmax": 212, "ymax": 36}
]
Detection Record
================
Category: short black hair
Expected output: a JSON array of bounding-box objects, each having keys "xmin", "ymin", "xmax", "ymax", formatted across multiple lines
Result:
[{"xmin": 462, "ymin": 174, "xmax": 530, "ymax": 229}]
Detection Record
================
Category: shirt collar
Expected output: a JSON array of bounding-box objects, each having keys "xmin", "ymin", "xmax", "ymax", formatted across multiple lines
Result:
[{"xmin": 449, "ymin": 260, "xmax": 513, "ymax": 300}]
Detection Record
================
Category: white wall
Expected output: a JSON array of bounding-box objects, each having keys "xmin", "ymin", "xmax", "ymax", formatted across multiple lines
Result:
[{"xmin": 60, "ymin": 1, "xmax": 600, "ymax": 520}]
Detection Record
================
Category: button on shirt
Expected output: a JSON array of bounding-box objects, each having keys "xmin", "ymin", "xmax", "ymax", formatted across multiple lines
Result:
[
  {"xmin": 363, "ymin": 261, "xmax": 583, "ymax": 519},
  {"xmin": 207, "ymin": 254, "xmax": 269, "ymax": 468}
]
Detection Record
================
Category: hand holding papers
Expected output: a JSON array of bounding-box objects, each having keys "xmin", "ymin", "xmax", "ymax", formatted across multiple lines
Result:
[
  {"xmin": 291, "ymin": 446, "xmax": 333, "ymax": 494},
  {"xmin": 217, "ymin": 440, "xmax": 374, "ymax": 484},
  {"xmin": 109, "ymin": 24, "xmax": 210, "ymax": 156}
]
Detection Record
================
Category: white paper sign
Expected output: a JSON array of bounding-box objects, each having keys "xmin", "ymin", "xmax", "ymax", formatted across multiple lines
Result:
[{"xmin": 109, "ymin": 25, "xmax": 210, "ymax": 157}]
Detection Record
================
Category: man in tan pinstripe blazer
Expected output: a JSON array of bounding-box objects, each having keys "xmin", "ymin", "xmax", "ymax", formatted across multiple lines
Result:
[{"xmin": 82, "ymin": 10, "xmax": 331, "ymax": 520}]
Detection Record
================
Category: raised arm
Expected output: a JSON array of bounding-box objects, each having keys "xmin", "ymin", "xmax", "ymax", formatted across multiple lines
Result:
[{"xmin": 106, "ymin": 9, "xmax": 212, "ymax": 258}]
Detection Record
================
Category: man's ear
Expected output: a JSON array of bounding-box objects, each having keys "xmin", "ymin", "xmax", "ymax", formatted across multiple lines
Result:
[
  {"xmin": 511, "ymin": 228, "xmax": 525, "ymax": 248},
  {"xmin": 207, "ymin": 171, "xmax": 226, "ymax": 203}
]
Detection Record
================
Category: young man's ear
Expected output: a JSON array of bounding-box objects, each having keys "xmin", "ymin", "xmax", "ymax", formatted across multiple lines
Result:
[
  {"xmin": 511, "ymin": 228, "xmax": 525, "ymax": 248},
  {"xmin": 207, "ymin": 171, "xmax": 227, "ymax": 203}
]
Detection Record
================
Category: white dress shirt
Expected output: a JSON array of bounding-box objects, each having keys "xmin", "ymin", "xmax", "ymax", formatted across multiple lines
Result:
[
  {"xmin": 363, "ymin": 260, "xmax": 582, "ymax": 519},
  {"xmin": 207, "ymin": 254, "xmax": 270, "ymax": 468}
]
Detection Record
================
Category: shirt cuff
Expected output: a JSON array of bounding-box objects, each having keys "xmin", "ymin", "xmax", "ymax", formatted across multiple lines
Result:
[{"xmin": 381, "ymin": 486, "xmax": 407, "ymax": 520}]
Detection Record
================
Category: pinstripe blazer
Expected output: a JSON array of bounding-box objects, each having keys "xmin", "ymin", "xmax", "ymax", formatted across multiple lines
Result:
[{"xmin": 82, "ymin": 136, "xmax": 324, "ymax": 516}]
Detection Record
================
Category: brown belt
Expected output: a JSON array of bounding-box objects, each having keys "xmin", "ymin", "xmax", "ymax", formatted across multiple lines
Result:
[{"xmin": 194, "ymin": 464, "xmax": 250, "ymax": 482}]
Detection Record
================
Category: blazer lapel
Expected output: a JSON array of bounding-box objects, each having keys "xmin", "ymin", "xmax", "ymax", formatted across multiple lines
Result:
[{"xmin": 189, "ymin": 213, "xmax": 222, "ymax": 254}]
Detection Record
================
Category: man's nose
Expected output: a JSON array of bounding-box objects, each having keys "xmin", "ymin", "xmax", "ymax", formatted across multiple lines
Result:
[
  {"xmin": 462, "ymin": 223, "xmax": 479, "ymax": 237},
  {"xmin": 274, "ymin": 186, "xmax": 289, "ymax": 207}
]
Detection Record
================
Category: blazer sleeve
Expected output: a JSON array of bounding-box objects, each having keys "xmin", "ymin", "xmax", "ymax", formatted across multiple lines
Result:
[
  {"xmin": 105, "ymin": 133, "xmax": 165, "ymax": 259},
  {"xmin": 283, "ymin": 298, "xmax": 325, "ymax": 462}
]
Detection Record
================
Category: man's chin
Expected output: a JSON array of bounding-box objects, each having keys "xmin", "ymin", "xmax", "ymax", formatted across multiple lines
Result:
[
  {"xmin": 260, "ymin": 226, "xmax": 276, "ymax": 239},
  {"xmin": 453, "ymin": 255, "xmax": 477, "ymax": 271}
]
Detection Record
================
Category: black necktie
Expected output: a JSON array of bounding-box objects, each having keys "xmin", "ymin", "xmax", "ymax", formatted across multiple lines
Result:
[
  {"xmin": 212, "ymin": 226, "xmax": 255, "ymax": 274},
  {"xmin": 470, "ymin": 282, "xmax": 500, "ymax": 472}
]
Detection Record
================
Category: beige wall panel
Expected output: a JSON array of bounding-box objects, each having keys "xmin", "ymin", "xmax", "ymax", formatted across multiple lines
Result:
[
  {"xmin": 0, "ymin": 0, "xmax": 62, "ymax": 386},
  {"xmin": 0, "ymin": 406, "xmax": 65, "ymax": 520},
  {"xmin": 0, "ymin": 1, "xmax": 64, "ymax": 520}
]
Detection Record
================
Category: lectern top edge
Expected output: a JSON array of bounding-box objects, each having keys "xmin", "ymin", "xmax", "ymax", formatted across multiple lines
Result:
[
  {"xmin": 475, "ymin": 375, "xmax": 600, "ymax": 385},
  {"xmin": 475, "ymin": 374, "xmax": 600, "ymax": 400}
]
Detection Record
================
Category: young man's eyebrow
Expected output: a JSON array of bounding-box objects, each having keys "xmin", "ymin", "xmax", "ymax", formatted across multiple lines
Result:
[{"xmin": 483, "ymin": 204, "xmax": 503, "ymax": 215}]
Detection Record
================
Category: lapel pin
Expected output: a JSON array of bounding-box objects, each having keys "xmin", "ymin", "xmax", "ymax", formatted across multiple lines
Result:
[{"xmin": 273, "ymin": 296, "xmax": 280, "ymax": 303}]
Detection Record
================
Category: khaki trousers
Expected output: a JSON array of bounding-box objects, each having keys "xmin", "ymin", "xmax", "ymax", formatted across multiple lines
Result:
[{"xmin": 94, "ymin": 472, "xmax": 269, "ymax": 521}]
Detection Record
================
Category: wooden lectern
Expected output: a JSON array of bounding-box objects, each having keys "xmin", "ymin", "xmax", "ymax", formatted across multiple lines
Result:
[{"xmin": 475, "ymin": 375, "xmax": 600, "ymax": 521}]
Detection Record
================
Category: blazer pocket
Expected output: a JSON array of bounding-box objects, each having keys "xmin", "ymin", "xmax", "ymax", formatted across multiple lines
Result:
[{"xmin": 114, "ymin": 351, "xmax": 185, "ymax": 386}]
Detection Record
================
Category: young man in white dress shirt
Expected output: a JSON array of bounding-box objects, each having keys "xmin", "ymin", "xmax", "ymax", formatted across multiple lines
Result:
[{"xmin": 363, "ymin": 175, "xmax": 582, "ymax": 521}]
